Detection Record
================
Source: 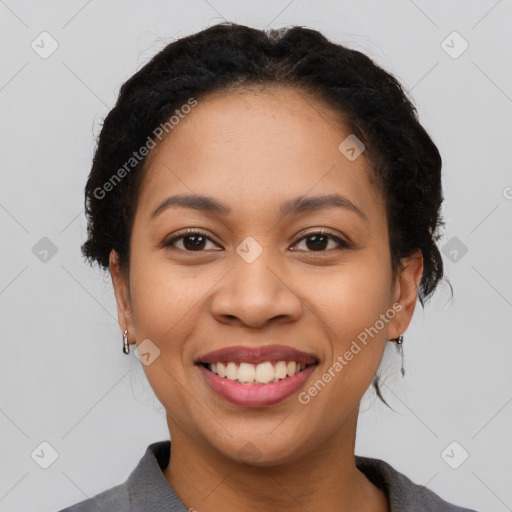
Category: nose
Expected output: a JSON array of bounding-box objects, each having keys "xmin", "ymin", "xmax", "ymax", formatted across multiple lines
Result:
[{"xmin": 210, "ymin": 252, "xmax": 303, "ymax": 329}]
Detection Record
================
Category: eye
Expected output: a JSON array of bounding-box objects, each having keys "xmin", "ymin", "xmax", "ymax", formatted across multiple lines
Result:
[
  {"xmin": 161, "ymin": 228, "xmax": 351, "ymax": 253},
  {"xmin": 292, "ymin": 230, "xmax": 351, "ymax": 252},
  {"xmin": 161, "ymin": 229, "xmax": 220, "ymax": 252}
]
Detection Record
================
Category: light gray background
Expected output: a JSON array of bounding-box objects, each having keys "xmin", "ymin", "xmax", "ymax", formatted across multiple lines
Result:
[{"xmin": 1, "ymin": 1, "xmax": 511, "ymax": 511}]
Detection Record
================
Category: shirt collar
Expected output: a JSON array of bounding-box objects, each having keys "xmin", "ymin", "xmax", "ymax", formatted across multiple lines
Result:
[
  {"xmin": 124, "ymin": 440, "xmax": 463, "ymax": 512},
  {"xmin": 125, "ymin": 440, "xmax": 187, "ymax": 511}
]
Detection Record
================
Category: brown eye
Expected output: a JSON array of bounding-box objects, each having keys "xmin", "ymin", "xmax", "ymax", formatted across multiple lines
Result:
[
  {"xmin": 292, "ymin": 231, "xmax": 351, "ymax": 252},
  {"xmin": 162, "ymin": 230, "xmax": 219, "ymax": 252},
  {"xmin": 180, "ymin": 234, "xmax": 208, "ymax": 251},
  {"xmin": 161, "ymin": 229, "xmax": 351, "ymax": 253}
]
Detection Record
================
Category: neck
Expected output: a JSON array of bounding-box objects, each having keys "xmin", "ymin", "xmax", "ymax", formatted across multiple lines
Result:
[{"xmin": 162, "ymin": 407, "xmax": 388, "ymax": 512}]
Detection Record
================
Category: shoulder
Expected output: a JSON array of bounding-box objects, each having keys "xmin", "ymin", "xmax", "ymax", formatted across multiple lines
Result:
[
  {"xmin": 56, "ymin": 481, "xmax": 129, "ymax": 512},
  {"xmin": 355, "ymin": 455, "xmax": 479, "ymax": 512},
  {"xmin": 56, "ymin": 440, "xmax": 187, "ymax": 512}
]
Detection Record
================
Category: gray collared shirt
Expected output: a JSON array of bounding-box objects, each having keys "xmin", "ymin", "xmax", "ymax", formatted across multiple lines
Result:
[{"xmin": 57, "ymin": 440, "xmax": 478, "ymax": 512}]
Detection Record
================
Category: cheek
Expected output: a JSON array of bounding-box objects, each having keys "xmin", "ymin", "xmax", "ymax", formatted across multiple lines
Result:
[
  {"xmin": 127, "ymin": 253, "xmax": 197, "ymax": 399},
  {"xmin": 310, "ymin": 252, "xmax": 393, "ymax": 335},
  {"xmin": 129, "ymin": 251, "xmax": 203, "ymax": 342},
  {"xmin": 127, "ymin": 249, "xmax": 226, "ymax": 410},
  {"xmin": 128, "ymin": 257, "xmax": 197, "ymax": 415},
  {"xmin": 305, "ymin": 253, "xmax": 393, "ymax": 386}
]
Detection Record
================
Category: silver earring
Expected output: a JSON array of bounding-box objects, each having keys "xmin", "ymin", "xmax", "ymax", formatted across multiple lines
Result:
[
  {"xmin": 390, "ymin": 335, "xmax": 404, "ymax": 376},
  {"xmin": 123, "ymin": 329, "xmax": 130, "ymax": 355}
]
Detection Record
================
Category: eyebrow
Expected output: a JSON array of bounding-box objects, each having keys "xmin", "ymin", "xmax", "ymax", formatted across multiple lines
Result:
[{"xmin": 150, "ymin": 193, "xmax": 368, "ymax": 222}]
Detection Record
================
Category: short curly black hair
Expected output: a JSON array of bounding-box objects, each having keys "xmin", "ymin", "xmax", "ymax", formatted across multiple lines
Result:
[{"xmin": 81, "ymin": 22, "xmax": 446, "ymax": 406}]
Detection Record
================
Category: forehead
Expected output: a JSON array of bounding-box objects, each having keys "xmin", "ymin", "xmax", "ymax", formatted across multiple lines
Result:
[{"xmin": 135, "ymin": 86, "xmax": 385, "ymax": 225}]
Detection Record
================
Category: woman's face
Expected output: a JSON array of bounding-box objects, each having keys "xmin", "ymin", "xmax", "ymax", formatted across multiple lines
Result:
[{"xmin": 111, "ymin": 86, "xmax": 421, "ymax": 465}]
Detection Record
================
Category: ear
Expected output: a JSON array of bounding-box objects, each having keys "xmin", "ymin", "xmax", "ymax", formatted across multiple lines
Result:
[
  {"xmin": 109, "ymin": 249, "xmax": 136, "ymax": 348},
  {"xmin": 386, "ymin": 249, "xmax": 424, "ymax": 339}
]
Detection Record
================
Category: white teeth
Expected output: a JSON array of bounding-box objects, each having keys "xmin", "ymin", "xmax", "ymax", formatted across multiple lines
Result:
[
  {"xmin": 225, "ymin": 362, "xmax": 238, "ymax": 380},
  {"xmin": 217, "ymin": 362, "xmax": 226, "ymax": 378},
  {"xmin": 286, "ymin": 361, "xmax": 296, "ymax": 376},
  {"xmin": 275, "ymin": 361, "xmax": 287, "ymax": 379},
  {"xmin": 207, "ymin": 360, "xmax": 309, "ymax": 385},
  {"xmin": 255, "ymin": 361, "xmax": 275, "ymax": 384},
  {"xmin": 238, "ymin": 362, "xmax": 255, "ymax": 383}
]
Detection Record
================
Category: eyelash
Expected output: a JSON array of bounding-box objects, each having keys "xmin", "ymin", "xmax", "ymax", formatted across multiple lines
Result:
[{"xmin": 161, "ymin": 228, "xmax": 352, "ymax": 253}]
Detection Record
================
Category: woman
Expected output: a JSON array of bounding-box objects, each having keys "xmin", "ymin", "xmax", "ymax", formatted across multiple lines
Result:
[{"xmin": 59, "ymin": 22, "xmax": 478, "ymax": 512}]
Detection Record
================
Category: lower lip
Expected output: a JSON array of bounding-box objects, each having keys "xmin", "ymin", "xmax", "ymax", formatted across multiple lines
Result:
[{"xmin": 197, "ymin": 364, "xmax": 318, "ymax": 407}]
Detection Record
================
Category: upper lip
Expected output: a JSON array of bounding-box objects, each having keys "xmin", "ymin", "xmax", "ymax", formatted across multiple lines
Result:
[{"xmin": 195, "ymin": 344, "xmax": 318, "ymax": 365}]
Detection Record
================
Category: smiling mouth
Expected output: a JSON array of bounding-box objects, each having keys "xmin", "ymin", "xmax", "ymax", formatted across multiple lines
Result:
[{"xmin": 197, "ymin": 360, "xmax": 318, "ymax": 386}]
